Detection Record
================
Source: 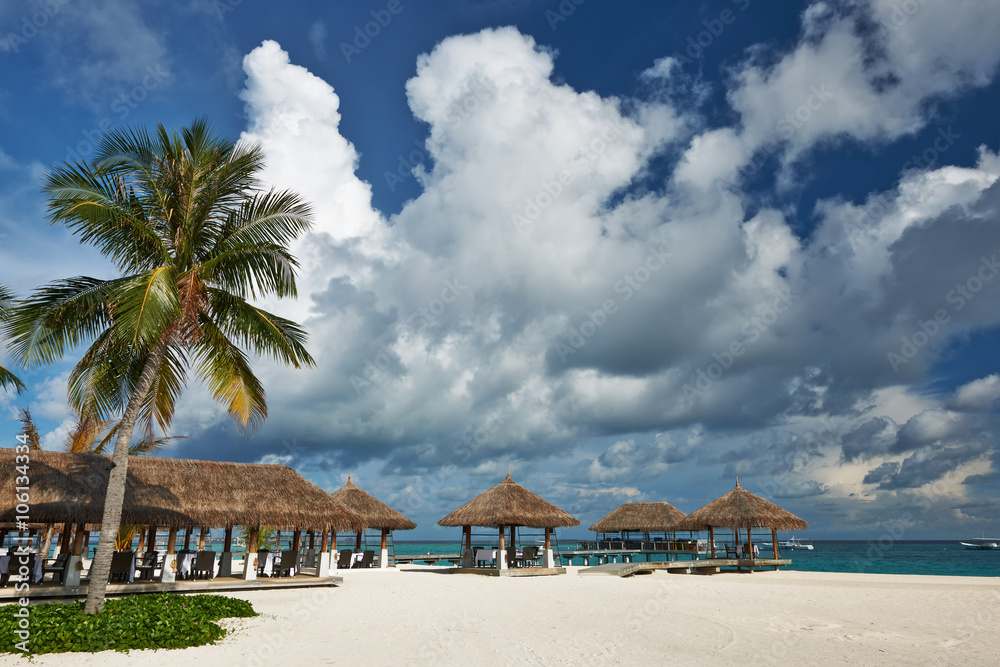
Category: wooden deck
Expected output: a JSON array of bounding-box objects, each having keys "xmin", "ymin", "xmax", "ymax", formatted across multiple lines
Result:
[
  {"xmin": 577, "ymin": 558, "xmax": 792, "ymax": 577},
  {"xmin": 449, "ymin": 566, "xmax": 567, "ymax": 577},
  {"xmin": 0, "ymin": 574, "xmax": 343, "ymax": 601}
]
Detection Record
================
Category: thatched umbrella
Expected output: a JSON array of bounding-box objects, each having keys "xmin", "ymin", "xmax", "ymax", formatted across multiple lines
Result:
[
  {"xmin": 329, "ymin": 473, "xmax": 416, "ymax": 562},
  {"xmin": 438, "ymin": 471, "xmax": 580, "ymax": 568},
  {"xmin": 589, "ymin": 502, "xmax": 686, "ymax": 534},
  {"xmin": 0, "ymin": 449, "xmax": 364, "ymax": 561},
  {"xmin": 675, "ymin": 479, "xmax": 807, "ymax": 559}
]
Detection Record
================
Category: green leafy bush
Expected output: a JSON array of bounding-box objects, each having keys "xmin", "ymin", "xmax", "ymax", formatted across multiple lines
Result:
[{"xmin": 0, "ymin": 593, "xmax": 258, "ymax": 654}]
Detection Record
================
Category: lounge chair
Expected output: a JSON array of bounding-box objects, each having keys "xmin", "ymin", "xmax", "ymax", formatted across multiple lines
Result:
[
  {"xmin": 275, "ymin": 550, "xmax": 298, "ymax": 577},
  {"xmin": 336, "ymin": 550, "xmax": 353, "ymax": 569},
  {"xmin": 192, "ymin": 551, "xmax": 216, "ymax": 580},
  {"xmin": 355, "ymin": 550, "xmax": 375, "ymax": 569},
  {"xmin": 134, "ymin": 552, "xmax": 158, "ymax": 581},
  {"xmin": 109, "ymin": 551, "xmax": 134, "ymax": 583},
  {"xmin": 42, "ymin": 553, "xmax": 70, "ymax": 584}
]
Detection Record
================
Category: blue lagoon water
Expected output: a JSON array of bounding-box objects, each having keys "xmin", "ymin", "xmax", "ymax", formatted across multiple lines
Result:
[{"xmin": 393, "ymin": 540, "xmax": 1000, "ymax": 577}]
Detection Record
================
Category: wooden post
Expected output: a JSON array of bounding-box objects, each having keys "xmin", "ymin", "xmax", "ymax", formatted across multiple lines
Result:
[
  {"xmin": 40, "ymin": 525, "xmax": 55, "ymax": 559},
  {"xmin": 135, "ymin": 525, "xmax": 146, "ymax": 553},
  {"xmin": 183, "ymin": 526, "xmax": 191, "ymax": 551},
  {"xmin": 224, "ymin": 527, "xmax": 233, "ymax": 552},
  {"xmin": 59, "ymin": 523, "xmax": 73, "ymax": 554},
  {"xmin": 82, "ymin": 530, "xmax": 90, "ymax": 557},
  {"xmin": 320, "ymin": 529, "xmax": 328, "ymax": 552},
  {"xmin": 276, "ymin": 530, "xmax": 282, "ymax": 551},
  {"xmin": 747, "ymin": 527, "xmax": 754, "ymax": 571},
  {"xmin": 146, "ymin": 524, "xmax": 158, "ymax": 553},
  {"xmin": 331, "ymin": 531, "xmax": 337, "ymax": 555},
  {"xmin": 355, "ymin": 531, "xmax": 362, "ymax": 551},
  {"xmin": 167, "ymin": 527, "xmax": 178, "ymax": 554},
  {"xmin": 198, "ymin": 526, "xmax": 207, "ymax": 551},
  {"xmin": 308, "ymin": 531, "xmax": 315, "ymax": 550},
  {"xmin": 772, "ymin": 528, "xmax": 779, "ymax": 569},
  {"xmin": 544, "ymin": 527, "xmax": 551, "ymax": 549},
  {"xmin": 292, "ymin": 530, "xmax": 301, "ymax": 551},
  {"xmin": 465, "ymin": 526, "xmax": 472, "ymax": 551},
  {"xmin": 71, "ymin": 525, "xmax": 86, "ymax": 556},
  {"xmin": 709, "ymin": 526, "xmax": 716, "ymax": 559},
  {"xmin": 380, "ymin": 529, "xmax": 387, "ymax": 551},
  {"xmin": 498, "ymin": 525, "xmax": 506, "ymax": 570}
]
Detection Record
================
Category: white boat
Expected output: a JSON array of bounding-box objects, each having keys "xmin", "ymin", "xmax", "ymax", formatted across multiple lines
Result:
[
  {"xmin": 778, "ymin": 536, "xmax": 814, "ymax": 550},
  {"xmin": 959, "ymin": 538, "xmax": 1000, "ymax": 550}
]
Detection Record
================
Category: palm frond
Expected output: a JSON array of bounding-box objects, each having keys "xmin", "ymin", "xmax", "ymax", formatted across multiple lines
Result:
[{"xmin": 17, "ymin": 408, "xmax": 42, "ymax": 450}]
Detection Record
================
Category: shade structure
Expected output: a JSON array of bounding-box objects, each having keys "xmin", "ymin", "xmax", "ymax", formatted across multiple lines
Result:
[
  {"xmin": 329, "ymin": 473, "xmax": 416, "ymax": 531},
  {"xmin": 589, "ymin": 501, "xmax": 686, "ymax": 533},
  {"xmin": 438, "ymin": 472, "xmax": 580, "ymax": 529},
  {"xmin": 0, "ymin": 449, "xmax": 364, "ymax": 531},
  {"xmin": 674, "ymin": 479, "xmax": 807, "ymax": 532}
]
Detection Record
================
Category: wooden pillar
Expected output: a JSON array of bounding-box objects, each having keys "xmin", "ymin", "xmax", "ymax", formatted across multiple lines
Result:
[
  {"xmin": 276, "ymin": 530, "xmax": 282, "ymax": 551},
  {"xmin": 709, "ymin": 526, "xmax": 716, "ymax": 559},
  {"xmin": 308, "ymin": 531, "xmax": 315, "ymax": 550},
  {"xmin": 224, "ymin": 527, "xmax": 233, "ymax": 552},
  {"xmin": 183, "ymin": 526, "xmax": 192, "ymax": 551},
  {"xmin": 380, "ymin": 529, "xmax": 387, "ymax": 550},
  {"xmin": 167, "ymin": 527, "xmax": 178, "ymax": 554},
  {"xmin": 544, "ymin": 527, "xmax": 551, "ymax": 550},
  {"xmin": 320, "ymin": 529, "xmax": 328, "ymax": 552},
  {"xmin": 772, "ymin": 528, "xmax": 779, "ymax": 569},
  {"xmin": 331, "ymin": 531, "xmax": 337, "ymax": 555},
  {"xmin": 498, "ymin": 525, "xmax": 506, "ymax": 569},
  {"xmin": 355, "ymin": 531, "xmax": 362, "ymax": 551},
  {"xmin": 135, "ymin": 525, "xmax": 146, "ymax": 553},
  {"xmin": 82, "ymin": 530, "xmax": 90, "ymax": 557},
  {"xmin": 71, "ymin": 525, "xmax": 86, "ymax": 556},
  {"xmin": 747, "ymin": 527, "xmax": 754, "ymax": 569},
  {"xmin": 292, "ymin": 530, "xmax": 301, "ymax": 551},
  {"xmin": 146, "ymin": 524, "xmax": 158, "ymax": 553},
  {"xmin": 198, "ymin": 526, "xmax": 207, "ymax": 551},
  {"xmin": 59, "ymin": 523, "xmax": 73, "ymax": 554},
  {"xmin": 464, "ymin": 526, "xmax": 472, "ymax": 551}
]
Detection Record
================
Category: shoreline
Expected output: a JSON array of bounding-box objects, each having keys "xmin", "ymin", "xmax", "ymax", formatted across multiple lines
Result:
[{"xmin": 5, "ymin": 566, "xmax": 997, "ymax": 665}]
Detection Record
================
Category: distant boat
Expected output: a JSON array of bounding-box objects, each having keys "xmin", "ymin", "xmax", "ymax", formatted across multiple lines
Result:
[
  {"xmin": 959, "ymin": 538, "xmax": 1000, "ymax": 550},
  {"xmin": 777, "ymin": 536, "xmax": 814, "ymax": 550}
]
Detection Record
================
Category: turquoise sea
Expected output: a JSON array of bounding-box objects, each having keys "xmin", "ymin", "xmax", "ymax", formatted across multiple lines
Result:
[{"xmin": 392, "ymin": 540, "xmax": 1000, "ymax": 577}]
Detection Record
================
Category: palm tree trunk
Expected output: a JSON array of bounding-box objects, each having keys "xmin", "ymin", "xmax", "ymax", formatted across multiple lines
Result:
[{"xmin": 84, "ymin": 340, "xmax": 168, "ymax": 614}]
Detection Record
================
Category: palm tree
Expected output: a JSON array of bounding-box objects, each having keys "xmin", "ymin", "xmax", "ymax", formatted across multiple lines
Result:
[
  {"xmin": 0, "ymin": 285, "xmax": 25, "ymax": 393},
  {"xmin": 19, "ymin": 405, "xmax": 179, "ymax": 455},
  {"xmin": 4, "ymin": 118, "xmax": 315, "ymax": 613}
]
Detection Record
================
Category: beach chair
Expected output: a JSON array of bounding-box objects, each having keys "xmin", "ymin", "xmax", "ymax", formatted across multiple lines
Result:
[
  {"xmin": 134, "ymin": 552, "xmax": 158, "ymax": 581},
  {"xmin": 256, "ymin": 549, "xmax": 271, "ymax": 576},
  {"xmin": 356, "ymin": 550, "xmax": 375, "ymax": 569},
  {"xmin": 506, "ymin": 547, "xmax": 518, "ymax": 568},
  {"xmin": 192, "ymin": 551, "xmax": 216, "ymax": 580},
  {"xmin": 724, "ymin": 544, "xmax": 738, "ymax": 558},
  {"xmin": 2, "ymin": 552, "xmax": 32, "ymax": 587},
  {"xmin": 42, "ymin": 553, "xmax": 69, "ymax": 584},
  {"xmin": 108, "ymin": 550, "xmax": 134, "ymax": 583},
  {"xmin": 275, "ymin": 549, "xmax": 298, "ymax": 577},
  {"xmin": 337, "ymin": 550, "xmax": 353, "ymax": 569},
  {"xmin": 521, "ymin": 546, "xmax": 539, "ymax": 567}
]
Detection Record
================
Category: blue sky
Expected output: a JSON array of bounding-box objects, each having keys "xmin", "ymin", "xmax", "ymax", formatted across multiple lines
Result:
[{"xmin": 2, "ymin": 0, "xmax": 1000, "ymax": 540}]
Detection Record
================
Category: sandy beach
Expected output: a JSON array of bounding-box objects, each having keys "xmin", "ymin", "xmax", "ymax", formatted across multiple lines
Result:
[{"xmin": 5, "ymin": 566, "xmax": 997, "ymax": 665}]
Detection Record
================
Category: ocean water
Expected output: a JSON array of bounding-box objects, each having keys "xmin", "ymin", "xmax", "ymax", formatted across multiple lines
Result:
[{"xmin": 392, "ymin": 540, "xmax": 1000, "ymax": 577}]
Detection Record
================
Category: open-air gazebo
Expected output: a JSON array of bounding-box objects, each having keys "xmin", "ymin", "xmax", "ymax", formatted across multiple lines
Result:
[
  {"xmin": 589, "ymin": 501, "xmax": 698, "ymax": 559},
  {"xmin": 0, "ymin": 449, "xmax": 363, "ymax": 585},
  {"xmin": 329, "ymin": 473, "xmax": 417, "ymax": 568},
  {"xmin": 438, "ymin": 471, "xmax": 580, "ymax": 573},
  {"xmin": 675, "ymin": 478, "xmax": 808, "ymax": 564}
]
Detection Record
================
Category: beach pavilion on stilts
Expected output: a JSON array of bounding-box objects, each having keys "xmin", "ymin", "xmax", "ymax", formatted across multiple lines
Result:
[
  {"xmin": 329, "ymin": 473, "xmax": 417, "ymax": 568},
  {"xmin": 589, "ymin": 501, "xmax": 695, "ymax": 561},
  {"xmin": 0, "ymin": 449, "xmax": 363, "ymax": 589},
  {"xmin": 437, "ymin": 470, "xmax": 580, "ymax": 575},
  {"xmin": 675, "ymin": 478, "xmax": 807, "ymax": 571}
]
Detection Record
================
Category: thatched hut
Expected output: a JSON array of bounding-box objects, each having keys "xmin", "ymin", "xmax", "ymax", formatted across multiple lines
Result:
[
  {"xmin": 588, "ymin": 501, "xmax": 693, "ymax": 557},
  {"xmin": 438, "ymin": 471, "xmax": 580, "ymax": 570},
  {"xmin": 329, "ymin": 473, "xmax": 416, "ymax": 567},
  {"xmin": 0, "ymin": 448, "xmax": 363, "ymax": 582},
  {"xmin": 675, "ymin": 479, "xmax": 807, "ymax": 560}
]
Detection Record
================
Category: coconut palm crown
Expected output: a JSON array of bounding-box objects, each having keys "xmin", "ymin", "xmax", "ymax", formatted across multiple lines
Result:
[
  {"xmin": 4, "ymin": 118, "xmax": 315, "ymax": 613},
  {"xmin": 0, "ymin": 284, "xmax": 25, "ymax": 392}
]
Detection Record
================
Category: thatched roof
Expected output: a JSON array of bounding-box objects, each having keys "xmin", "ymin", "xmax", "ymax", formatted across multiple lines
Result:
[
  {"xmin": 0, "ymin": 449, "xmax": 363, "ymax": 531},
  {"xmin": 438, "ymin": 472, "xmax": 580, "ymax": 529},
  {"xmin": 589, "ymin": 502, "xmax": 686, "ymax": 533},
  {"xmin": 674, "ymin": 479, "xmax": 808, "ymax": 531},
  {"xmin": 329, "ymin": 473, "xmax": 416, "ymax": 531}
]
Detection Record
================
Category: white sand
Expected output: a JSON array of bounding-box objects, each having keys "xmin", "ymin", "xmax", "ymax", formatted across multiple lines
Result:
[{"xmin": 6, "ymin": 566, "xmax": 998, "ymax": 665}]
